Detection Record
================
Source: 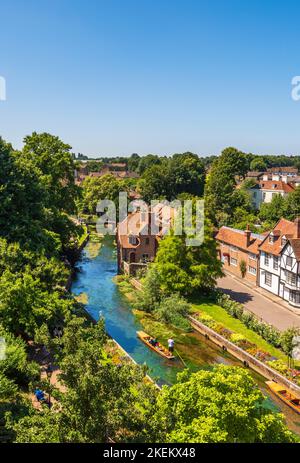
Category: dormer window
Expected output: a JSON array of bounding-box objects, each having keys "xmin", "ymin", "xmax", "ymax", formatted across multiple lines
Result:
[
  {"xmin": 269, "ymin": 234, "xmax": 274, "ymax": 244},
  {"xmin": 281, "ymin": 236, "xmax": 287, "ymax": 247}
]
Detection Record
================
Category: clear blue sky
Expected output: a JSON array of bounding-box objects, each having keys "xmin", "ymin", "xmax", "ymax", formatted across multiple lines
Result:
[{"xmin": 1, "ymin": 0, "xmax": 300, "ymax": 157}]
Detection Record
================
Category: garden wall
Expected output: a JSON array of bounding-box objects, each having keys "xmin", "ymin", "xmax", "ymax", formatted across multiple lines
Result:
[{"xmin": 189, "ymin": 315, "xmax": 300, "ymax": 397}]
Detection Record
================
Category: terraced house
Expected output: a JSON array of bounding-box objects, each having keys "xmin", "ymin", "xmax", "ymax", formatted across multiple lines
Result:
[
  {"xmin": 216, "ymin": 218, "xmax": 300, "ymax": 309},
  {"xmin": 259, "ymin": 218, "xmax": 300, "ymax": 308},
  {"xmin": 216, "ymin": 226, "xmax": 264, "ymax": 285}
]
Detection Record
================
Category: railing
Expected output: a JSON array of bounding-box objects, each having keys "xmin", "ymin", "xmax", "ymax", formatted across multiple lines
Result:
[{"xmin": 188, "ymin": 315, "xmax": 300, "ymax": 397}]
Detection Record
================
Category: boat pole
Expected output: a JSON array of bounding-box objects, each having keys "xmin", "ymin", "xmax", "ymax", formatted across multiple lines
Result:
[{"xmin": 175, "ymin": 349, "xmax": 187, "ymax": 368}]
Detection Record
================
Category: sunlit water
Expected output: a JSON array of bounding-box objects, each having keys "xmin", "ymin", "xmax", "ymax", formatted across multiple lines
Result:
[{"xmin": 71, "ymin": 236, "xmax": 300, "ymax": 435}]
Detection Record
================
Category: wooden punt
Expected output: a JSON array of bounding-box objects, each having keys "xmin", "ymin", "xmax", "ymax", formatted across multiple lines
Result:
[
  {"xmin": 137, "ymin": 331, "xmax": 175, "ymax": 360},
  {"xmin": 266, "ymin": 380, "xmax": 300, "ymax": 414}
]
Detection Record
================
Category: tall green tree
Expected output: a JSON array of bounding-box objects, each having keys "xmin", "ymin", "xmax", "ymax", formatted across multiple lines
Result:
[{"xmin": 151, "ymin": 366, "xmax": 297, "ymax": 443}]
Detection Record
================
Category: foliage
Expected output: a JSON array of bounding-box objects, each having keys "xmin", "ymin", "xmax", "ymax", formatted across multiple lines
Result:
[
  {"xmin": 250, "ymin": 158, "xmax": 267, "ymax": 171},
  {"xmin": 239, "ymin": 259, "xmax": 247, "ymax": 278},
  {"xmin": 150, "ymin": 220, "xmax": 223, "ymax": 297},
  {"xmin": 205, "ymin": 147, "xmax": 249, "ymax": 226},
  {"xmin": 138, "ymin": 152, "xmax": 205, "ymax": 202},
  {"xmin": 154, "ymin": 294, "xmax": 192, "ymax": 331},
  {"xmin": 151, "ymin": 366, "xmax": 297, "ymax": 443},
  {"xmin": 81, "ymin": 174, "xmax": 128, "ymax": 213}
]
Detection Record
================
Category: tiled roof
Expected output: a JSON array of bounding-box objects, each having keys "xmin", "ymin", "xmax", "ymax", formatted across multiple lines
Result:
[
  {"xmin": 251, "ymin": 180, "xmax": 295, "ymax": 193},
  {"xmin": 259, "ymin": 218, "xmax": 300, "ymax": 256},
  {"xmin": 267, "ymin": 167, "xmax": 298, "ymax": 173},
  {"xmin": 215, "ymin": 226, "xmax": 264, "ymax": 255}
]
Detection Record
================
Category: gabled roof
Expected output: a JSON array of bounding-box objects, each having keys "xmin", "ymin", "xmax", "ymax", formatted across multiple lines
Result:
[
  {"xmin": 216, "ymin": 226, "xmax": 264, "ymax": 255},
  {"xmin": 259, "ymin": 218, "xmax": 300, "ymax": 256}
]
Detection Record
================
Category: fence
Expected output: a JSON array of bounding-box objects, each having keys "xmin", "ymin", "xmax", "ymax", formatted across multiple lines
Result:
[{"xmin": 189, "ymin": 315, "xmax": 300, "ymax": 397}]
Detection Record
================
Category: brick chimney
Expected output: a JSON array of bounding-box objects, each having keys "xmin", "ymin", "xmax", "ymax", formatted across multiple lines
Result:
[
  {"xmin": 244, "ymin": 224, "xmax": 251, "ymax": 247},
  {"xmin": 294, "ymin": 217, "xmax": 300, "ymax": 239}
]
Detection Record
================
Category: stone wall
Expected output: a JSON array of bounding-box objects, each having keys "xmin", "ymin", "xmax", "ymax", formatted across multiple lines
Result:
[{"xmin": 189, "ymin": 315, "xmax": 300, "ymax": 397}]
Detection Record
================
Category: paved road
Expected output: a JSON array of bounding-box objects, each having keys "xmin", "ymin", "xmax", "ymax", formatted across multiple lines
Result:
[{"xmin": 217, "ymin": 275, "xmax": 300, "ymax": 331}]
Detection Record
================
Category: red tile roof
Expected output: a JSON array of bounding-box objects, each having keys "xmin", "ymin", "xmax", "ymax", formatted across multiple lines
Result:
[
  {"xmin": 259, "ymin": 218, "xmax": 300, "ymax": 256},
  {"xmin": 254, "ymin": 180, "xmax": 295, "ymax": 193},
  {"xmin": 216, "ymin": 226, "xmax": 264, "ymax": 255}
]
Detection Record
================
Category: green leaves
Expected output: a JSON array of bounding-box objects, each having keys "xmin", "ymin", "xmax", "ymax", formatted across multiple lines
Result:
[{"xmin": 151, "ymin": 365, "xmax": 297, "ymax": 443}]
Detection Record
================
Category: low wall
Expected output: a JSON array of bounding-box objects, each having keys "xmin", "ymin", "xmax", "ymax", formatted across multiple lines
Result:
[{"xmin": 189, "ymin": 315, "xmax": 300, "ymax": 398}]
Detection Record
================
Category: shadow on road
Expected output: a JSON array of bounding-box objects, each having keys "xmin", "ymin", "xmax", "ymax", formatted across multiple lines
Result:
[{"xmin": 219, "ymin": 288, "xmax": 253, "ymax": 304}]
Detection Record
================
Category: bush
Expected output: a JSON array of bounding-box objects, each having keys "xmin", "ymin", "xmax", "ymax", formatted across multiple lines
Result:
[
  {"xmin": 154, "ymin": 294, "xmax": 192, "ymax": 332},
  {"xmin": 214, "ymin": 291, "xmax": 282, "ymax": 349}
]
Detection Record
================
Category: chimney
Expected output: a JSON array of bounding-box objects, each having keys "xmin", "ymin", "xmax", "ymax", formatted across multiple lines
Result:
[
  {"xmin": 244, "ymin": 224, "xmax": 251, "ymax": 247},
  {"xmin": 295, "ymin": 218, "xmax": 300, "ymax": 239},
  {"xmin": 282, "ymin": 175, "xmax": 288, "ymax": 184}
]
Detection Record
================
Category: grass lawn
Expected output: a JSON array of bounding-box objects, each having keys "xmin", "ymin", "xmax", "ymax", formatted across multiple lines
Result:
[{"xmin": 190, "ymin": 299, "xmax": 287, "ymax": 362}]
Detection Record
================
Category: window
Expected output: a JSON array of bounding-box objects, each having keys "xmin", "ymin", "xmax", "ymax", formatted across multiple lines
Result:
[
  {"xmin": 273, "ymin": 256, "xmax": 279, "ymax": 270},
  {"xmin": 248, "ymin": 266, "xmax": 256, "ymax": 275},
  {"xmin": 145, "ymin": 237, "xmax": 150, "ymax": 245},
  {"xmin": 286, "ymin": 256, "xmax": 293, "ymax": 267},
  {"xmin": 141, "ymin": 254, "xmax": 149, "ymax": 262},
  {"xmin": 265, "ymin": 272, "xmax": 272, "ymax": 287},
  {"xmin": 129, "ymin": 235, "xmax": 138, "ymax": 245},
  {"xmin": 263, "ymin": 192, "xmax": 266, "ymax": 201},
  {"xmin": 264, "ymin": 253, "xmax": 269, "ymax": 266},
  {"xmin": 281, "ymin": 237, "xmax": 287, "ymax": 247},
  {"xmin": 286, "ymin": 271, "xmax": 296, "ymax": 286},
  {"xmin": 290, "ymin": 291, "xmax": 300, "ymax": 304},
  {"xmin": 269, "ymin": 234, "xmax": 274, "ymax": 244},
  {"xmin": 249, "ymin": 253, "xmax": 256, "ymax": 261},
  {"xmin": 230, "ymin": 257, "xmax": 237, "ymax": 266}
]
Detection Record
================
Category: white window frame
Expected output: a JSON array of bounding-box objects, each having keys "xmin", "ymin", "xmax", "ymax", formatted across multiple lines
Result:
[
  {"xmin": 265, "ymin": 271, "xmax": 272, "ymax": 287},
  {"xmin": 248, "ymin": 266, "xmax": 256, "ymax": 275},
  {"xmin": 230, "ymin": 257, "xmax": 237, "ymax": 266},
  {"xmin": 264, "ymin": 253, "xmax": 269, "ymax": 266}
]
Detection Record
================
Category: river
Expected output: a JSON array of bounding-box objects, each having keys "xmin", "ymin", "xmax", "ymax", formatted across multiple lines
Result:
[{"xmin": 71, "ymin": 236, "xmax": 300, "ymax": 435}]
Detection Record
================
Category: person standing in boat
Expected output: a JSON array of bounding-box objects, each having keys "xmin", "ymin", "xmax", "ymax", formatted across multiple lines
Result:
[{"xmin": 168, "ymin": 338, "xmax": 175, "ymax": 354}]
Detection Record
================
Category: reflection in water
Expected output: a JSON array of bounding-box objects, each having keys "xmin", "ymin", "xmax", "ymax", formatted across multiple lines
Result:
[{"xmin": 71, "ymin": 236, "xmax": 300, "ymax": 435}]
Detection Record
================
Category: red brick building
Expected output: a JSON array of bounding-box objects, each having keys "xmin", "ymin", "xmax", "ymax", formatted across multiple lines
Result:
[
  {"xmin": 216, "ymin": 226, "xmax": 265, "ymax": 284},
  {"xmin": 117, "ymin": 203, "xmax": 176, "ymax": 275}
]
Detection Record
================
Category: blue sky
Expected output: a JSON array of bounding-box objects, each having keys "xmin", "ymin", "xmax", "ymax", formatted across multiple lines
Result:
[{"xmin": 1, "ymin": 0, "xmax": 300, "ymax": 157}]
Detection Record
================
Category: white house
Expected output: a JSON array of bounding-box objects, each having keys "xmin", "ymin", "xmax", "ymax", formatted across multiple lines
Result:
[
  {"xmin": 258, "ymin": 218, "xmax": 300, "ymax": 308},
  {"xmin": 249, "ymin": 176, "xmax": 295, "ymax": 209}
]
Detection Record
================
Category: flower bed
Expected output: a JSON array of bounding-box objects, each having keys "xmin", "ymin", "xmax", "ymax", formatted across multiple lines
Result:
[{"xmin": 194, "ymin": 310, "xmax": 299, "ymax": 381}]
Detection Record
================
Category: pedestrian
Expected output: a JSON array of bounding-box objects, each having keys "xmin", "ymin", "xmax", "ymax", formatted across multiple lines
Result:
[{"xmin": 168, "ymin": 338, "xmax": 175, "ymax": 353}]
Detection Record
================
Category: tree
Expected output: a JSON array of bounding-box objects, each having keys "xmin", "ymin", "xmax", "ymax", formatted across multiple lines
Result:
[
  {"xmin": 137, "ymin": 154, "xmax": 162, "ymax": 175},
  {"xmin": 169, "ymin": 152, "xmax": 205, "ymax": 198},
  {"xmin": 137, "ymin": 164, "xmax": 170, "ymax": 203},
  {"xmin": 205, "ymin": 147, "xmax": 249, "ymax": 226},
  {"xmin": 10, "ymin": 319, "xmax": 158, "ymax": 443},
  {"xmin": 280, "ymin": 327, "xmax": 300, "ymax": 368},
  {"xmin": 151, "ymin": 219, "xmax": 223, "ymax": 297},
  {"xmin": 283, "ymin": 186, "xmax": 300, "ymax": 221},
  {"xmin": 151, "ymin": 366, "xmax": 297, "ymax": 443},
  {"xmin": 250, "ymin": 158, "xmax": 267, "ymax": 171},
  {"xmin": 22, "ymin": 132, "xmax": 78, "ymax": 214},
  {"xmin": 81, "ymin": 174, "xmax": 128, "ymax": 214},
  {"xmin": 259, "ymin": 193, "xmax": 286, "ymax": 225}
]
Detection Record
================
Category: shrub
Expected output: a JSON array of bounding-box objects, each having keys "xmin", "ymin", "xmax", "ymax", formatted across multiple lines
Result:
[
  {"xmin": 230, "ymin": 333, "xmax": 246, "ymax": 344},
  {"xmin": 154, "ymin": 294, "xmax": 192, "ymax": 332},
  {"xmin": 214, "ymin": 290, "xmax": 282, "ymax": 349}
]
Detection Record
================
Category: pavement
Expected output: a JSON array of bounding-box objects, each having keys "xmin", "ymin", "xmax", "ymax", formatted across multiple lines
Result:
[{"xmin": 217, "ymin": 273, "xmax": 300, "ymax": 331}]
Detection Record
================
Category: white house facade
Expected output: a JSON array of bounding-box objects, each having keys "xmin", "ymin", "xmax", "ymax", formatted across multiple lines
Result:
[{"xmin": 258, "ymin": 218, "xmax": 300, "ymax": 308}]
